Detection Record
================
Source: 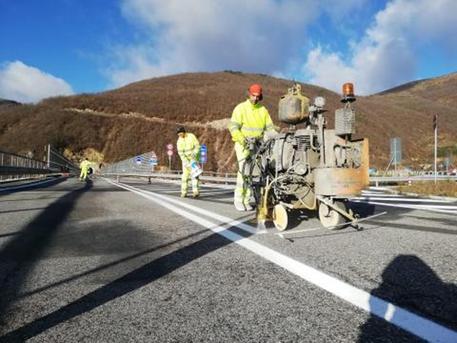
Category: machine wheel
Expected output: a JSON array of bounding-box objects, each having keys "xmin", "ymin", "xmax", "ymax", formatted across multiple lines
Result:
[
  {"xmin": 272, "ymin": 204, "xmax": 288, "ymax": 231},
  {"xmin": 318, "ymin": 200, "xmax": 347, "ymax": 230}
]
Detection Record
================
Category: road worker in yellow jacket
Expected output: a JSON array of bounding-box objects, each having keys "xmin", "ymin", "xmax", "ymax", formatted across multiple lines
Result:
[
  {"xmin": 79, "ymin": 158, "xmax": 91, "ymax": 181},
  {"xmin": 228, "ymin": 84, "xmax": 276, "ymax": 211},
  {"xmin": 176, "ymin": 126, "xmax": 201, "ymax": 198}
]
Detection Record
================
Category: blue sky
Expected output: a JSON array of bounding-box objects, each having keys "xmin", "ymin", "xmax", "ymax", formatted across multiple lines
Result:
[{"xmin": 1, "ymin": 0, "xmax": 457, "ymax": 103}]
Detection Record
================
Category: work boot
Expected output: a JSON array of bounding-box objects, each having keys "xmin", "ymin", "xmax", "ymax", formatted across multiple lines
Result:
[{"xmin": 234, "ymin": 201, "xmax": 246, "ymax": 211}]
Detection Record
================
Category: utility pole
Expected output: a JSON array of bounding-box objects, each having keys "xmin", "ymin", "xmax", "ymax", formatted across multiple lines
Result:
[{"xmin": 433, "ymin": 114, "xmax": 438, "ymax": 184}]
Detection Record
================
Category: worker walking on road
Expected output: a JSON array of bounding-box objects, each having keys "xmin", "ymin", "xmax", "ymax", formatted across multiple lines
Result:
[
  {"xmin": 228, "ymin": 84, "xmax": 276, "ymax": 211},
  {"xmin": 176, "ymin": 126, "xmax": 201, "ymax": 198},
  {"xmin": 79, "ymin": 158, "xmax": 91, "ymax": 181}
]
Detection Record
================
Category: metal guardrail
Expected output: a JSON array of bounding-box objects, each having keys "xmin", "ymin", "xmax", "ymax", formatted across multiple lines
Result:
[
  {"xmin": 0, "ymin": 145, "xmax": 79, "ymax": 182},
  {"xmin": 47, "ymin": 145, "xmax": 80, "ymax": 174},
  {"xmin": 103, "ymin": 170, "xmax": 457, "ymax": 186},
  {"xmin": 104, "ymin": 172, "xmax": 457, "ymax": 185},
  {"xmin": 0, "ymin": 150, "xmax": 48, "ymax": 173},
  {"xmin": 102, "ymin": 152, "xmax": 237, "ymax": 184},
  {"xmin": 102, "ymin": 171, "xmax": 237, "ymax": 185},
  {"xmin": 370, "ymin": 174, "xmax": 457, "ymax": 186},
  {"xmin": 371, "ymin": 175, "xmax": 457, "ymax": 182},
  {"xmin": 102, "ymin": 151, "xmax": 457, "ymax": 185}
]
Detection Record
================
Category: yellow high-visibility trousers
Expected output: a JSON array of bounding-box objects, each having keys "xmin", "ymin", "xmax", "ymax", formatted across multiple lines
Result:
[
  {"xmin": 181, "ymin": 164, "xmax": 200, "ymax": 196},
  {"xmin": 234, "ymin": 142, "xmax": 251, "ymax": 205},
  {"xmin": 80, "ymin": 169, "xmax": 88, "ymax": 180}
]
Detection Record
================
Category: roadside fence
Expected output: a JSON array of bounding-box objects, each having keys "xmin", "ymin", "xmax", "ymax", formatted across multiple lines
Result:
[{"xmin": 0, "ymin": 144, "xmax": 79, "ymax": 182}]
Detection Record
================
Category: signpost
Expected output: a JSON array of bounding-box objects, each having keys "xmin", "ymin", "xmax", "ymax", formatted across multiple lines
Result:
[{"xmin": 166, "ymin": 144, "xmax": 174, "ymax": 170}]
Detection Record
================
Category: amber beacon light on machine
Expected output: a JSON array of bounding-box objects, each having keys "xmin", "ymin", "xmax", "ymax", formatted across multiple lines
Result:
[{"xmin": 245, "ymin": 82, "xmax": 369, "ymax": 231}]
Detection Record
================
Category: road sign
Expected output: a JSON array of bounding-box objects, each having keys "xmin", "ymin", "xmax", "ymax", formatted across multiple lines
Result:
[
  {"xmin": 166, "ymin": 144, "xmax": 174, "ymax": 150},
  {"xmin": 200, "ymin": 144, "xmax": 207, "ymax": 164},
  {"xmin": 166, "ymin": 150, "xmax": 173, "ymax": 157},
  {"xmin": 433, "ymin": 114, "xmax": 438, "ymax": 130}
]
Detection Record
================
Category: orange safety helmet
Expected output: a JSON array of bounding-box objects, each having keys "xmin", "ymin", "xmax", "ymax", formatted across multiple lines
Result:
[
  {"xmin": 248, "ymin": 84, "xmax": 262, "ymax": 96},
  {"xmin": 248, "ymin": 83, "xmax": 263, "ymax": 100}
]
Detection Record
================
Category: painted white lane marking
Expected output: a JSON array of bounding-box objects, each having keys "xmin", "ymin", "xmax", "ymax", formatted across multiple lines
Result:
[
  {"xmin": 114, "ymin": 181, "xmax": 257, "ymax": 235},
  {"xmin": 352, "ymin": 200, "xmax": 457, "ymax": 214},
  {"xmin": 361, "ymin": 192, "xmax": 404, "ymax": 197},
  {"xmin": 370, "ymin": 187, "xmax": 396, "ymax": 191},
  {"xmin": 107, "ymin": 179, "xmax": 457, "ymax": 343}
]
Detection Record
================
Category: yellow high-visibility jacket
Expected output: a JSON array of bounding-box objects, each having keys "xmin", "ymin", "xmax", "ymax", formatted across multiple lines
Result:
[
  {"xmin": 228, "ymin": 99, "xmax": 275, "ymax": 145},
  {"xmin": 80, "ymin": 160, "xmax": 91, "ymax": 171},
  {"xmin": 177, "ymin": 133, "xmax": 200, "ymax": 163}
]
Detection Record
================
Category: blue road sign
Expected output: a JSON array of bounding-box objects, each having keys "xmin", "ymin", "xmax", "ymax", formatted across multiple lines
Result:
[{"xmin": 200, "ymin": 144, "xmax": 207, "ymax": 164}]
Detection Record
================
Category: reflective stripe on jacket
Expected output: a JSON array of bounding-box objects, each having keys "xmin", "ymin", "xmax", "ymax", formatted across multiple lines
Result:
[
  {"xmin": 228, "ymin": 99, "xmax": 274, "ymax": 144},
  {"xmin": 177, "ymin": 133, "xmax": 200, "ymax": 162}
]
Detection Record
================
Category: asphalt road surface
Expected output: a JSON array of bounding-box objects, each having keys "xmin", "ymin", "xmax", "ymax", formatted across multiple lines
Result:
[{"xmin": 1, "ymin": 176, "xmax": 456, "ymax": 342}]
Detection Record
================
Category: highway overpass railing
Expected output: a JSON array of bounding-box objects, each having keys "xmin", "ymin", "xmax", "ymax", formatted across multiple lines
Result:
[
  {"xmin": 102, "ymin": 156, "xmax": 456, "ymax": 186},
  {"xmin": 101, "ymin": 153, "xmax": 237, "ymax": 184},
  {"xmin": 0, "ymin": 145, "xmax": 79, "ymax": 182}
]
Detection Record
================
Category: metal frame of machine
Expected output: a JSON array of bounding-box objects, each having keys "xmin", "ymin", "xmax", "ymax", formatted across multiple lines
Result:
[{"xmin": 246, "ymin": 83, "xmax": 369, "ymax": 231}]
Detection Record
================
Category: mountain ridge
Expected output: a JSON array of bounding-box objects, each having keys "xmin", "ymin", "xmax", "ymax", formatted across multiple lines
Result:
[{"xmin": 0, "ymin": 71, "xmax": 455, "ymax": 171}]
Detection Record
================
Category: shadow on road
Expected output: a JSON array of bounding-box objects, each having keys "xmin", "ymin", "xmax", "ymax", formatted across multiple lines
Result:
[
  {"xmin": 0, "ymin": 220, "xmax": 252, "ymax": 341},
  {"xmin": 0, "ymin": 176, "xmax": 69, "ymax": 195},
  {"xmin": 0, "ymin": 180, "xmax": 93, "ymax": 329},
  {"xmin": 358, "ymin": 254, "xmax": 457, "ymax": 342}
]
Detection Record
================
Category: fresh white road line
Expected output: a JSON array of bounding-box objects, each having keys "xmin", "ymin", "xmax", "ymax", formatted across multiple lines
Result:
[
  {"xmin": 369, "ymin": 186, "xmax": 396, "ymax": 191},
  {"xmin": 361, "ymin": 192, "xmax": 404, "ymax": 197},
  {"xmin": 110, "ymin": 180, "xmax": 258, "ymax": 235},
  {"xmin": 352, "ymin": 200, "xmax": 457, "ymax": 214},
  {"xmin": 107, "ymin": 179, "xmax": 457, "ymax": 343},
  {"xmin": 140, "ymin": 177, "xmax": 235, "ymax": 190}
]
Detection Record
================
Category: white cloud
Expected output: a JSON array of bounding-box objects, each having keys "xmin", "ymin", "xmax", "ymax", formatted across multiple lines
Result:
[
  {"xmin": 0, "ymin": 61, "xmax": 74, "ymax": 103},
  {"xmin": 107, "ymin": 0, "xmax": 367, "ymax": 87},
  {"xmin": 303, "ymin": 0, "xmax": 457, "ymax": 95}
]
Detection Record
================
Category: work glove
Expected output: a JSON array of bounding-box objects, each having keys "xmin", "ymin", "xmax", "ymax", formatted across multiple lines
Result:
[{"xmin": 263, "ymin": 130, "xmax": 278, "ymax": 142}]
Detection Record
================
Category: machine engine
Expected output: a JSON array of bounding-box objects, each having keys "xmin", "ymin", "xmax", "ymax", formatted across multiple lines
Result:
[{"xmin": 248, "ymin": 84, "xmax": 369, "ymax": 230}]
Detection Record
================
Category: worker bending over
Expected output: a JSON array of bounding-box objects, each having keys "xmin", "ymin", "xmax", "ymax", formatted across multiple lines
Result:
[{"xmin": 176, "ymin": 126, "xmax": 201, "ymax": 198}]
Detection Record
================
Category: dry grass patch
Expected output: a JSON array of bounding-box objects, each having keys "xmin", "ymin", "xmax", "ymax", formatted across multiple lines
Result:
[{"xmin": 397, "ymin": 180, "xmax": 457, "ymax": 198}]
